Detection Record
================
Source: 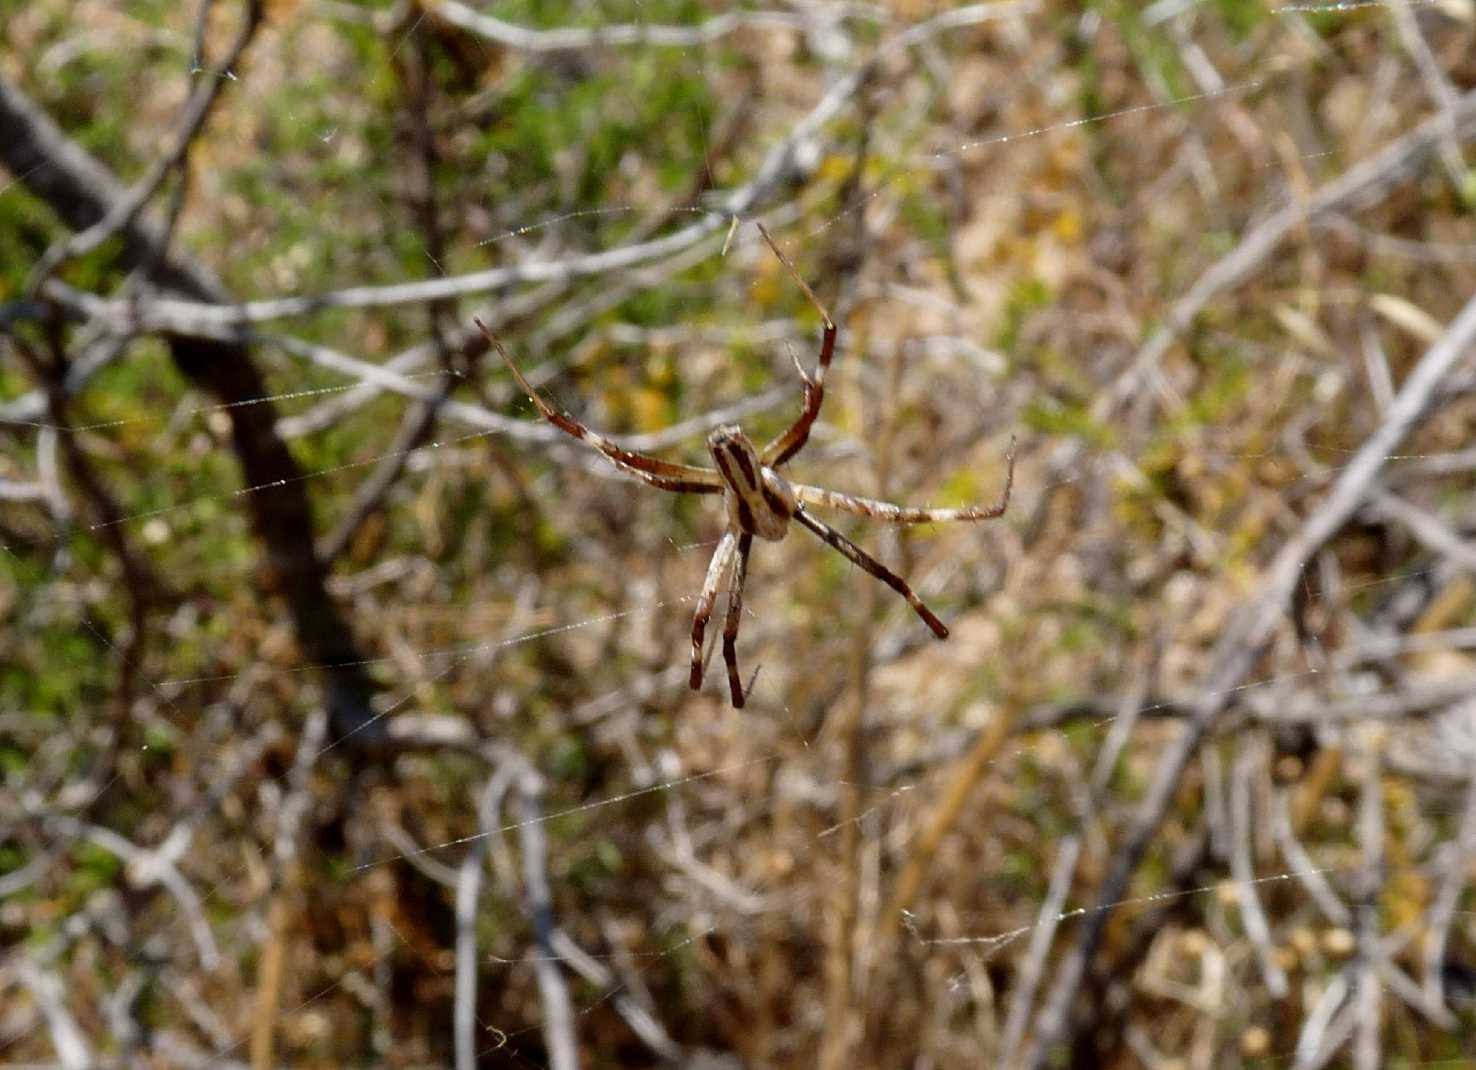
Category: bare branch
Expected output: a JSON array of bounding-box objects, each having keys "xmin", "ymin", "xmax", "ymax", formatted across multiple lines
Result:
[
  {"xmin": 1367, "ymin": 489, "xmax": 1476, "ymax": 573},
  {"xmin": 0, "ymin": 74, "xmax": 384, "ymax": 745},
  {"xmin": 14, "ymin": 961, "xmax": 93, "ymax": 1070},
  {"xmin": 39, "ymin": 814, "xmax": 219, "ymax": 970},
  {"xmin": 454, "ymin": 771, "xmax": 505, "ymax": 1070},
  {"xmin": 1424, "ymin": 760, "xmax": 1476, "ymax": 1014},
  {"xmin": 429, "ymin": 1, "xmax": 816, "ymax": 51},
  {"xmin": 1293, "ymin": 971, "xmax": 1354, "ymax": 1069},
  {"xmin": 1272, "ymin": 791, "xmax": 1351, "ymax": 927},
  {"xmin": 513, "ymin": 765, "xmax": 579, "ymax": 1070},
  {"xmin": 1024, "ymin": 290, "xmax": 1476, "ymax": 1065},
  {"xmin": 1106, "ymin": 86, "xmax": 1476, "ymax": 410},
  {"xmin": 997, "ymin": 836, "xmax": 1081, "ymax": 1069},
  {"xmin": 1353, "ymin": 739, "xmax": 1384, "ymax": 1070},
  {"xmin": 36, "ymin": 1, "xmax": 1036, "ymax": 331},
  {"xmin": 1229, "ymin": 738, "xmax": 1288, "ymax": 998}
]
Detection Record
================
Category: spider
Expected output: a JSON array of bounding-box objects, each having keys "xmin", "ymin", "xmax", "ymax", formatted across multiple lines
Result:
[{"xmin": 474, "ymin": 224, "xmax": 1015, "ymax": 708}]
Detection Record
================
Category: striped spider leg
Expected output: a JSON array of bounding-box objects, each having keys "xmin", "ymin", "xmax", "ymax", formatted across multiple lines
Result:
[{"xmin": 476, "ymin": 223, "xmax": 1014, "ymax": 709}]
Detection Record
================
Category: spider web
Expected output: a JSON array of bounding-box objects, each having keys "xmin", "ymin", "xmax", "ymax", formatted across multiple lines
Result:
[{"xmin": 3, "ymin": 1, "xmax": 1476, "ymax": 1068}]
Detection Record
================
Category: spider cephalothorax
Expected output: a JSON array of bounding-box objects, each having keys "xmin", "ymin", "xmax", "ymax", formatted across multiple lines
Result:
[
  {"xmin": 706, "ymin": 424, "xmax": 797, "ymax": 541},
  {"xmin": 476, "ymin": 223, "xmax": 1015, "ymax": 708}
]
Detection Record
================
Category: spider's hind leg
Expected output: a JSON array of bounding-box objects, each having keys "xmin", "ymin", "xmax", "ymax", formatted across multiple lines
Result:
[
  {"xmin": 690, "ymin": 530, "xmax": 738, "ymax": 693},
  {"xmin": 722, "ymin": 534, "xmax": 754, "ymax": 708},
  {"xmin": 793, "ymin": 507, "xmax": 950, "ymax": 639}
]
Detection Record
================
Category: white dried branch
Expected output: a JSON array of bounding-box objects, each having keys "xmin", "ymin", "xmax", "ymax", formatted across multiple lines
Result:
[
  {"xmin": 273, "ymin": 707, "xmax": 327, "ymax": 871},
  {"xmin": 41, "ymin": 814, "xmax": 219, "ymax": 970},
  {"xmin": 513, "ymin": 765, "xmax": 579, "ymax": 1070},
  {"xmin": 24, "ymin": 0, "xmax": 260, "ymax": 293},
  {"xmin": 430, "ymin": 0, "xmax": 815, "ymax": 52},
  {"xmin": 36, "ymin": 2, "xmax": 1036, "ymax": 331},
  {"xmin": 1246, "ymin": 671, "xmax": 1476, "ymax": 726},
  {"xmin": 454, "ymin": 771, "xmax": 506, "ymax": 1070},
  {"xmin": 997, "ymin": 835, "xmax": 1081, "ymax": 1070},
  {"xmin": 1353, "ymin": 742, "xmax": 1384, "ymax": 1070},
  {"xmin": 1272, "ymin": 791, "xmax": 1351, "ymax": 927},
  {"xmin": 1025, "ymin": 289, "xmax": 1476, "ymax": 1065},
  {"xmin": 1367, "ymin": 489, "xmax": 1476, "ymax": 572},
  {"xmin": 1230, "ymin": 739, "xmax": 1288, "ymax": 998},
  {"xmin": 546, "ymin": 930, "xmax": 684, "ymax": 1062},
  {"xmin": 38, "ymin": 281, "xmax": 799, "ymax": 468},
  {"xmin": 35, "ymin": 425, "xmax": 71, "ymax": 526},
  {"xmin": 14, "ymin": 960, "xmax": 93, "ymax": 1070},
  {"xmin": 1106, "ymin": 86, "xmax": 1476, "ymax": 411},
  {"xmin": 1293, "ymin": 971, "xmax": 1355, "ymax": 1070},
  {"xmin": 0, "ymin": 477, "xmax": 46, "ymax": 502},
  {"xmin": 1423, "ymin": 762, "xmax": 1476, "ymax": 1014},
  {"xmin": 1384, "ymin": 0, "xmax": 1469, "ymax": 186}
]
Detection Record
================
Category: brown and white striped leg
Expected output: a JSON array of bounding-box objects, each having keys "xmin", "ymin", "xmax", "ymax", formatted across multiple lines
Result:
[
  {"xmin": 475, "ymin": 318, "xmax": 724, "ymax": 494},
  {"xmin": 791, "ymin": 437, "xmax": 1017, "ymax": 523},
  {"xmin": 690, "ymin": 529, "xmax": 738, "ymax": 692},
  {"xmin": 793, "ymin": 507, "xmax": 949, "ymax": 639},
  {"xmin": 722, "ymin": 533, "xmax": 754, "ymax": 708}
]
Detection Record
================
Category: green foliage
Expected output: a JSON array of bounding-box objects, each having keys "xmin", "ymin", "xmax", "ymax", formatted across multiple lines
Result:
[
  {"xmin": 66, "ymin": 841, "xmax": 121, "ymax": 899},
  {"xmin": 544, "ymin": 732, "xmax": 591, "ymax": 783},
  {"xmin": 1020, "ymin": 395, "xmax": 1113, "ymax": 448},
  {"xmin": 1212, "ymin": 0, "xmax": 1268, "ymax": 40},
  {"xmin": 995, "ymin": 276, "xmax": 1053, "ymax": 354}
]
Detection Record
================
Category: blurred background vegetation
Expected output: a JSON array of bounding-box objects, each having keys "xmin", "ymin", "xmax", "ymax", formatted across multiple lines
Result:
[{"xmin": 3, "ymin": 0, "xmax": 1476, "ymax": 1066}]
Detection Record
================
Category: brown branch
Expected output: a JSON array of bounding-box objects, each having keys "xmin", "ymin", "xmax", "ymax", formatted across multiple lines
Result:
[
  {"xmin": 11, "ymin": 325, "xmax": 159, "ymax": 722},
  {"xmin": 0, "ymin": 75, "xmax": 383, "ymax": 744}
]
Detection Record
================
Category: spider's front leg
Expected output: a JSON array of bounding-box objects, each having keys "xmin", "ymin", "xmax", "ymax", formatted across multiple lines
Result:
[
  {"xmin": 754, "ymin": 224, "xmax": 837, "ymax": 468},
  {"xmin": 473, "ymin": 317, "xmax": 724, "ymax": 494},
  {"xmin": 690, "ymin": 530, "xmax": 738, "ymax": 693}
]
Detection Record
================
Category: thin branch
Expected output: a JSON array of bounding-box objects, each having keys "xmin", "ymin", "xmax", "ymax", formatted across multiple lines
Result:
[
  {"xmin": 42, "ymin": 281, "xmax": 796, "ymax": 460},
  {"xmin": 316, "ymin": 374, "xmax": 455, "ymax": 564},
  {"xmin": 1229, "ymin": 738, "xmax": 1288, "ymax": 998},
  {"xmin": 1367, "ymin": 488, "xmax": 1476, "ymax": 573},
  {"xmin": 1272, "ymin": 790, "xmax": 1351, "ymax": 927},
  {"xmin": 14, "ymin": 961, "xmax": 93, "ymax": 1070},
  {"xmin": 454, "ymin": 771, "xmax": 505, "ymax": 1070},
  {"xmin": 1423, "ymin": 756, "xmax": 1476, "ymax": 1014},
  {"xmin": 39, "ymin": 814, "xmax": 219, "ymax": 970},
  {"xmin": 997, "ymin": 835, "xmax": 1081, "ymax": 1069},
  {"xmin": 251, "ymin": 708, "xmax": 327, "ymax": 1070},
  {"xmin": 1384, "ymin": 0, "xmax": 1469, "ymax": 188},
  {"xmin": 1104, "ymin": 85, "xmax": 1476, "ymax": 411},
  {"xmin": 1353, "ymin": 738, "xmax": 1384, "ymax": 1070},
  {"xmin": 0, "ymin": 74, "xmax": 384, "ymax": 745},
  {"xmin": 25, "ymin": 0, "xmax": 263, "ymax": 293},
  {"xmin": 513, "ymin": 765, "xmax": 579, "ymax": 1070},
  {"xmin": 545, "ymin": 929, "xmax": 684, "ymax": 1062},
  {"xmin": 1293, "ymin": 972, "xmax": 1355, "ymax": 1070},
  {"xmin": 0, "ymin": 477, "xmax": 46, "ymax": 502}
]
